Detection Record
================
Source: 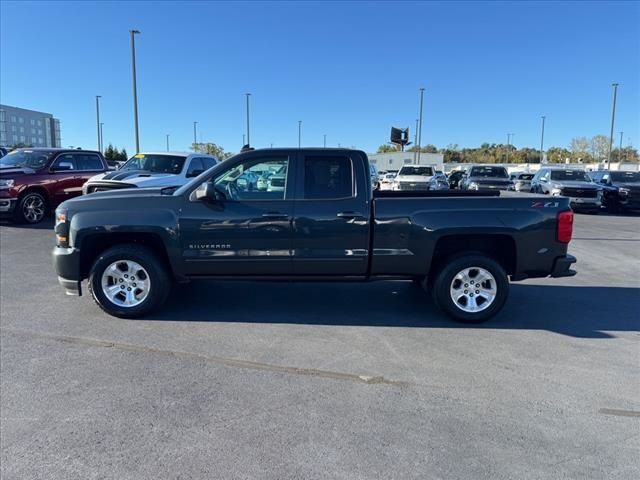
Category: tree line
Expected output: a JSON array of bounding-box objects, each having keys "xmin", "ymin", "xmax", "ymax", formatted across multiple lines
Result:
[{"xmin": 377, "ymin": 134, "xmax": 639, "ymax": 164}]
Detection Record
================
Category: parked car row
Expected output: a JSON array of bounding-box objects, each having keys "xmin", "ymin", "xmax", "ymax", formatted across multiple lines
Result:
[{"xmin": 2, "ymin": 147, "xmax": 638, "ymax": 224}]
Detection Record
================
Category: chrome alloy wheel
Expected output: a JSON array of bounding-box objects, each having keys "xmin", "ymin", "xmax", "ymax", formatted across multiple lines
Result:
[
  {"xmin": 449, "ymin": 267, "xmax": 497, "ymax": 313},
  {"xmin": 22, "ymin": 194, "xmax": 45, "ymax": 223},
  {"xmin": 101, "ymin": 260, "xmax": 150, "ymax": 308}
]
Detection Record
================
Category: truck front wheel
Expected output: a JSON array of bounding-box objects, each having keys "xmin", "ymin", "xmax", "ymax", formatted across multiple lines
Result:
[
  {"xmin": 431, "ymin": 254, "xmax": 509, "ymax": 323},
  {"xmin": 88, "ymin": 245, "xmax": 171, "ymax": 318}
]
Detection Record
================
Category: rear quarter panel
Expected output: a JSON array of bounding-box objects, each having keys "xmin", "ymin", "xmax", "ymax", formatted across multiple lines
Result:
[{"xmin": 371, "ymin": 193, "xmax": 571, "ymax": 278}]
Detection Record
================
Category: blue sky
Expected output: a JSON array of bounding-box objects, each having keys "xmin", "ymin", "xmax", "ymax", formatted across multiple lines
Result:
[{"xmin": 1, "ymin": 1, "xmax": 639, "ymax": 155}]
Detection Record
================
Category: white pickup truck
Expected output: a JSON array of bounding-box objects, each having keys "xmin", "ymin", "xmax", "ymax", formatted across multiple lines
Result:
[
  {"xmin": 391, "ymin": 164, "xmax": 436, "ymax": 191},
  {"xmin": 82, "ymin": 152, "xmax": 218, "ymax": 194}
]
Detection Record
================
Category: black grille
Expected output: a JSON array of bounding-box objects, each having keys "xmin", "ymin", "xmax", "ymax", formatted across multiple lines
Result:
[
  {"xmin": 399, "ymin": 182, "xmax": 429, "ymax": 191},
  {"xmin": 561, "ymin": 187, "xmax": 598, "ymax": 198}
]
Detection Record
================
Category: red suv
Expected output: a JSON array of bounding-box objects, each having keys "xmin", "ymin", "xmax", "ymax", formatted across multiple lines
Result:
[{"xmin": 0, "ymin": 148, "xmax": 109, "ymax": 224}]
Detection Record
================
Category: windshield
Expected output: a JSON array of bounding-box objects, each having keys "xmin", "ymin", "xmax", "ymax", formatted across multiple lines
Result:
[
  {"xmin": 399, "ymin": 166, "xmax": 434, "ymax": 176},
  {"xmin": 0, "ymin": 150, "xmax": 53, "ymax": 169},
  {"xmin": 518, "ymin": 174, "xmax": 534, "ymax": 180},
  {"xmin": 610, "ymin": 171, "xmax": 640, "ymax": 183},
  {"xmin": 121, "ymin": 154, "xmax": 187, "ymax": 174},
  {"xmin": 550, "ymin": 170, "xmax": 591, "ymax": 181},
  {"xmin": 470, "ymin": 166, "xmax": 508, "ymax": 178}
]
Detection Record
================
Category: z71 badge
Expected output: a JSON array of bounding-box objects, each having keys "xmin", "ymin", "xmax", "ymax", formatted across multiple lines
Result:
[{"xmin": 531, "ymin": 201, "xmax": 559, "ymax": 208}]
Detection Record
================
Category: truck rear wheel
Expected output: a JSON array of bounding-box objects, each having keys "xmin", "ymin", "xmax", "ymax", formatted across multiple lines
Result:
[
  {"xmin": 431, "ymin": 254, "xmax": 509, "ymax": 323},
  {"xmin": 88, "ymin": 244, "xmax": 170, "ymax": 318}
]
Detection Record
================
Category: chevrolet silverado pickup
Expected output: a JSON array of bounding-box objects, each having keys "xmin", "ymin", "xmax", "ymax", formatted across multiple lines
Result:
[{"xmin": 52, "ymin": 148, "xmax": 577, "ymax": 322}]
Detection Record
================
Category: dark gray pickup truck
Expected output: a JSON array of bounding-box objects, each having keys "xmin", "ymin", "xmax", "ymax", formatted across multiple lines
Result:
[{"xmin": 53, "ymin": 148, "xmax": 576, "ymax": 322}]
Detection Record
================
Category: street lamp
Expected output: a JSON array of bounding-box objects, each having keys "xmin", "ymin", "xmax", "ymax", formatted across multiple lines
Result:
[
  {"xmin": 540, "ymin": 116, "xmax": 546, "ymax": 163},
  {"xmin": 100, "ymin": 123, "xmax": 104, "ymax": 152},
  {"xmin": 417, "ymin": 88, "xmax": 425, "ymax": 163},
  {"xmin": 619, "ymin": 131, "xmax": 624, "ymax": 162},
  {"xmin": 298, "ymin": 120, "xmax": 302, "ymax": 148},
  {"xmin": 130, "ymin": 29, "xmax": 141, "ymax": 153},
  {"xmin": 608, "ymin": 83, "xmax": 619, "ymax": 165},
  {"xmin": 193, "ymin": 121, "xmax": 198, "ymax": 147},
  {"xmin": 323, "ymin": 134, "xmax": 327, "ymax": 148},
  {"xmin": 166, "ymin": 134, "xmax": 170, "ymax": 152},
  {"xmin": 95, "ymin": 95, "xmax": 102, "ymax": 151},
  {"xmin": 245, "ymin": 93, "xmax": 251, "ymax": 146}
]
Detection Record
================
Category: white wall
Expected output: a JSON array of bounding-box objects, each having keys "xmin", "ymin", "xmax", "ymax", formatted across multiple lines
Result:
[{"xmin": 368, "ymin": 152, "xmax": 444, "ymax": 172}]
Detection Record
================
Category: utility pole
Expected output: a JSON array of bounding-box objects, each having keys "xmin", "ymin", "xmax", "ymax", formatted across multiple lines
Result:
[
  {"xmin": 99, "ymin": 123, "xmax": 104, "ymax": 152},
  {"xmin": 242, "ymin": 134, "xmax": 246, "ymax": 146},
  {"xmin": 413, "ymin": 118, "xmax": 419, "ymax": 162},
  {"xmin": 298, "ymin": 120, "xmax": 302, "ymax": 148},
  {"xmin": 540, "ymin": 116, "xmax": 546, "ymax": 163},
  {"xmin": 417, "ymin": 88, "xmax": 425, "ymax": 164},
  {"xmin": 193, "ymin": 121, "xmax": 198, "ymax": 148},
  {"xmin": 130, "ymin": 29, "xmax": 141, "ymax": 153},
  {"xmin": 506, "ymin": 133, "xmax": 511, "ymax": 163},
  {"xmin": 166, "ymin": 134, "xmax": 170, "ymax": 151},
  {"xmin": 323, "ymin": 134, "xmax": 327, "ymax": 148},
  {"xmin": 619, "ymin": 131, "xmax": 624, "ymax": 162},
  {"xmin": 608, "ymin": 83, "xmax": 619, "ymax": 166},
  {"xmin": 245, "ymin": 93, "xmax": 251, "ymax": 146},
  {"xmin": 95, "ymin": 95, "xmax": 102, "ymax": 151}
]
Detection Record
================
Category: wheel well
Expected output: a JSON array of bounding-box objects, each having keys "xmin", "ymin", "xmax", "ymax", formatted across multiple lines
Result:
[
  {"xmin": 20, "ymin": 186, "xmax": 50, "ymax": 205},
  {"xmin": 429, "ymin": 234, "xmax": 516, "ymax": 279},
  {"xmin": 79, "ymin": 233, "xmax": 172, "ymax": 279}
]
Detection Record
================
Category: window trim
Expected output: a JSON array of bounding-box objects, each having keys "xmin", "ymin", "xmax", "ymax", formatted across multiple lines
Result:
[{"xmin": 49, "ymin": 152, "xmax": 105, "ymax": 173}]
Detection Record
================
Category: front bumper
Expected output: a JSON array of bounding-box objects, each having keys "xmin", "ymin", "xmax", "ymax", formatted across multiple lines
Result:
[
  {"xmin": 550, "ymin": 254, "xmax": 577, "ymax": 278},
  {"xmin": 569, "ymin": 197, "xmax": 601, "ymax": 210},
  {"xmin": 0, "ymin": 197, "xmax": 17, "ymax": 213},
  {"xmin": 52, "ymin": 246, "xmax": 82, "ymax": 296}
]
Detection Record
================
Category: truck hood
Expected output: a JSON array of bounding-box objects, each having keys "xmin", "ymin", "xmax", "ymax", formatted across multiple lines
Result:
[
  {"xmin": 64, "ymin": 187, "xmax": 170, "ymax": 206},
  {"xmin": 87, "ymin": 170, "xmax": 183, "ymax": 188},
  {"xmin": 395, "ymin": 175, "xmax": 433, "ymax": 182},
  {"xmin": 0, "ymin": 166, "xmax": 37, "ymax": 177},
  {"xmin": 549, "ymin": 180, "xmax": 598, "ymax": 189}
]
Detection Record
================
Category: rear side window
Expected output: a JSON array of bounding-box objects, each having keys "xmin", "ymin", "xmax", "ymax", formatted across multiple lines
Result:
[
  {"xmin": 186, "ymin": 158, "xmax": 204, "ymax": 177},
  {"xmin": 303, "ymin": 156, "xmax": 353, "ymax": 199},
  {"xmin": 75, "ymin": 154, "xmax": 103, "ymax": 170},
  {"xmin": 201, "ymin": 157, "xmax": 217, "ymax": 170}
]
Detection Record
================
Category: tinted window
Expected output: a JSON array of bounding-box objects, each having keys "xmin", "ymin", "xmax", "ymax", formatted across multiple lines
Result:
[
  {"xmin": 399, "ymin": 166, "xmax": 434, "ymax": 176},
  {"xmin": 303, "ymin": 156, "xmax": 353, "ymax": 199},
  {"xmin": 0, "ymin": 150, "xmax": 53, "ymax": 169},
  {"xmin": 52, "ymin": 154, "xmax": 77, "ymax": 170},
  {"xmin": 201, "ymin": 157, "xmax": 217, "ymax": 170},
  {"xmin": 121, "ymin": 154, "xmax": 187, "ymax": 174},
  {"xmin": 186, "ymin": 158, "xmax": 204, "ymax": 177},
  {"xmin": 470, "ymin": 166, "xmax": 508, "ymax": 178},
  {"xmin": 550, "ymin": 170, "xmax": 590, "ymax": 181},
  {"xmin": 75, "ymin": 154, "xmax": 103, "ymax": 170},
  {"xmin": 518, "ymin": 173, "xmax": 534, "ymax": 180},
  {"xmin": 610, "ymin": 171, "xmax": 640, "ymax": 183}
]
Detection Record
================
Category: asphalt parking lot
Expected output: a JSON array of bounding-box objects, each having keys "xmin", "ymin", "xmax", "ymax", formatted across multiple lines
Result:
[{"xmin": 1, "ymin": 212, "xmax": 639, "ymax": 479}]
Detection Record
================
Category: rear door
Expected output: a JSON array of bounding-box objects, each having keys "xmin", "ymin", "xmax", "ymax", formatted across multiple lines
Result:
[{"xmin": 291, "ymin": 151, "xmax": 371, "ymax": 276}]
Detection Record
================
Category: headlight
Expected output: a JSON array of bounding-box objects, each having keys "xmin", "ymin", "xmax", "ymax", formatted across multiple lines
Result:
[
  {"xmin": 551, "ymin": 188, "xmax": 562, "ymax": 196},
  {"xmin": 0, "ymin": 179, "xmax": 15, "ymax": 189},
  {"xmin": 468, "ymin": 182, "xmax": 479, "ymax": 190},
  {"xmin": 619, "ymin": 187, "xmax": 629, "ymax": 196},
  {"xmin": 55, "ymin": 207, "xmax": 69, "ymax": 246}
]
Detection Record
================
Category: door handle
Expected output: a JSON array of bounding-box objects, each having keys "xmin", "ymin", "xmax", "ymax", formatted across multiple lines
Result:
[
  {"xmin": 337, "ymin": 211, "xmax": 364, "ymax": 219},
  {"xmin": 262, "ymin": 212, "xmax": 289, "ymax": 219}
]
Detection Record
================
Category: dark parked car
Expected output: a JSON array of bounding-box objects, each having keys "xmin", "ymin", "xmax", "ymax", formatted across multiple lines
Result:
[
  {"xmin": 589, "ymin": 170, "xmax": 640, "ymax": 212},
  {"xmin": 447, "ymin": 170, "xmax": 465, "ymax": 189},
  {"xmin": 531, "ymin": 167, "xmax": 601, "ymax": 213},
  {"xmin": 459, "ymin": 165, "xmax": 512, "ymax": 191},
  {"xmin": 0, "ymin": 148, "xmax": 108, "ymax": 223},
  {"xmin": 53, "ymin": 148, "xmax": 576, "ymax": 323}
]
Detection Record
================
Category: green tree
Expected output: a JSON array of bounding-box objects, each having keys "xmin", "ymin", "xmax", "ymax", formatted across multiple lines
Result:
[
  {"xmin": 376, "ymin": 144, "xmax": 398, "ymax": 153},
  {"xmin": 590, "ymin": 134, "xmax": 609, "ymax": 161},
  {"xmin": 119, "ymin": 148, "xmax": 128, "ymax": 161},
  {"xmin": 192, "ymin": 142, "xmax": 234, "ymax": 160}
]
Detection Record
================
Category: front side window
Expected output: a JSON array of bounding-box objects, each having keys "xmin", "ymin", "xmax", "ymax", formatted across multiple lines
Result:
[
  {"xmin": 214, "ymin": 157, "xmax": 289, "ymax": 201},
  {"xmin": 186, "ymin": 158, "xmax": 204, "ymax": 177},
  {"xmin": 120, "ymin": 154, "xmax": 187, "ymax": 174},
  {"xmin": 200, "ymin": 157, "xmax": 217, "ymax": 170},
  {"xmin": 303, "ymin": 156, "xmax": 353, "ymax": 199},
  {"xmin": 52, "ymin": 154, "xmax": 77, "ymax": 170}
]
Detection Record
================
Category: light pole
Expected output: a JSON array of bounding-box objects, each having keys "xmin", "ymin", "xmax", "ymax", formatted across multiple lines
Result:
[
  {"xmin": 540, "ymin": 116, "xmax": 546, "ymax": 163},
  {"xmin": 245, "ymin": 93, "xmax": 251, "ymax": 146},
  {"xmin": 166, "ymin": 134, "xmax": 170, "ymax": 151},
  {"xmin": 417, "ymin": 88, "xmax": 425, "ymax": 163},
  {"xmin": 619, "ymin": 131, "xmax": 624, "ymax": 162},
  {"xmin": 608, "ymin": 83, "xmax": 619, "ymax": 165},
  {"xmin": 99, "ymin": 123, "xmax": 104, "ymax": 152},
  {"xmin": 242, "ymin": 134, "xmax": 246, "ymax": 146},
  {"xmin": 413, "ymin": 118, "xmax": 419, "ymax": 162},
  {"xmin": 506, "ymin": 133, "xmax": 511, "ymax": 163},
  {"xmin": 95, "ymin": 95, "xmax": 102, "ymax": 151},
  {"xmin": 130, "ymin": 29, "xmax": 141, "ymax": 153},
  {"xmin": 298, "ymin": 120, "xmax": 302, "ymax": 148},
  {"xmin": 323, "ymin": 134, "xmax": 327, "ymax": 148},
  {"xmin": 193, "ymin": 121, "xmax": 198, "ymax": 147}
]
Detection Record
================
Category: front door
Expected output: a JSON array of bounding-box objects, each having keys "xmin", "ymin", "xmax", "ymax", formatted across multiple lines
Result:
[
  {"xmin": 179, "ymin": 154, "xmax": 295, "ymax": 276},
  {"xmin": 291, "ymin": 152, "xmax": 371, "ymax": 276}
]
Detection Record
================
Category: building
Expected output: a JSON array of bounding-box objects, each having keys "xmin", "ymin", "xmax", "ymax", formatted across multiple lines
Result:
[
  {"xmin": 0, "ymin": 105, "xmax": 61, "ymax": 148},
  {"xmin": 368, "ymin": 151, "xmax": 444, "ymax": 172}
]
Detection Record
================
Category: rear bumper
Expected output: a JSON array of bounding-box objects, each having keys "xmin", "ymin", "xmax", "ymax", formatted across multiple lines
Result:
[
  {"xmin": 550, "ymin": 254, "xmax": 577, "ymax": 278},
  {"xmin": 52, "ymin": 246, "xmax": 83, "ymax": 296}
]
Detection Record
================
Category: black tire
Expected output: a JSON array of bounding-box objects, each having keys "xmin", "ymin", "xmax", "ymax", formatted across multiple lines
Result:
[
  {"xmin": 14, "ymin": 191, "xmax": 48, "ymax": 224},
  {"xmin": 88, "ymin": 244, "xmax": 171, "ymax": 318},
  {"xmin": 431, "ymin": 254, "xmax": 509, "ymax": 323}
]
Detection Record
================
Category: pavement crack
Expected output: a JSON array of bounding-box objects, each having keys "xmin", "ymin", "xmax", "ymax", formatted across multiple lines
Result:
[{"xmin": 2, "ymin": 327, "xmax": 408, "ymax": 387}]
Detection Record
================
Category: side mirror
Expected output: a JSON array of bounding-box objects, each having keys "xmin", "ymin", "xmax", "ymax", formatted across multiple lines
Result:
[
  {"xmin": 187, "ymin": 169, "xmax": 204, "ymax": 178},
  {"xmin": 195, "ymin": 182, "xmax": 224, "ymax": 203}
]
